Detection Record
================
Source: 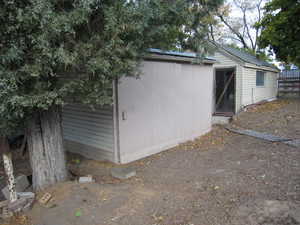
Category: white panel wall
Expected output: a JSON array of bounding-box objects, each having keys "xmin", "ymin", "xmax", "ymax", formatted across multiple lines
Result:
[
  {"xmin": 242, "ymin": 68, "xmax": 278, "ymax": 106},
  {"xmin": 117, "ymin": 61, "xmax": 213, "ymax": 163},
  {"xmin": 62, "ymin": 104, "xmax": 115, "ymax": 162},
  {"xmin": 213, "ymin": 52, "xmax": 237, "ymax": 67}
]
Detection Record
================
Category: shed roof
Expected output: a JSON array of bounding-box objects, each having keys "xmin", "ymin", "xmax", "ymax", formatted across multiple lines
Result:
[
  {"xmin": 215, "ymin": 44, "xmax": 278, "ymax": 70},
  {"xmin": 147, "ymin": 48, "xmax": 216, "ymax": 64}
]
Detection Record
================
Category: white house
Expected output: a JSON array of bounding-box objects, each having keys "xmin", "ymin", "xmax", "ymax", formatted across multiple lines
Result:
[
  {"xmin": 211, "ymin": 44, "xmax": 279, "ymax": 115},
  {"xmin": 62, "ymin": 49, "xmax": 215, "ymax": 164}
]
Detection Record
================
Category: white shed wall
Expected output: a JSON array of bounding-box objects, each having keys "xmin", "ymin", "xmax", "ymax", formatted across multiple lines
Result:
[
  {"xmin": 62, "ymin": 104, "xmax": 115, "ymax": 162},
  {"xmin": 213, "ymin": 52, "xmax": 237, "ymax": 67},
  {"xmin": 117, "ymin": 60, "xmax": 213, "ymax": 164},
  {"xmin": 241, "ymin": 67, "xmax": 278, "ymax": 106}
]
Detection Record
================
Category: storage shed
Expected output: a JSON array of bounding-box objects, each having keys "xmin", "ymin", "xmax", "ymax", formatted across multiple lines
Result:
[
  {"xmin": 62, "ymin": 49, "xmax": 215, "ymax": 164},
  {"xmin": 211, "ymin": 44, "xmax": 279, "ymax": 115}
]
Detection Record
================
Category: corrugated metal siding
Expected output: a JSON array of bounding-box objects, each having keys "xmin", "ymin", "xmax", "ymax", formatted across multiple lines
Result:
[
  {"xmin": 212, "ymin": 52, "xmax": 243, "ymax": 113},
  {"xmin": 242, "ymin": 68, "xmax": 278, "ymax": 106},
  {"xmin": 62, "ymin": 104, "xmax": 115, "ymax": 161}
]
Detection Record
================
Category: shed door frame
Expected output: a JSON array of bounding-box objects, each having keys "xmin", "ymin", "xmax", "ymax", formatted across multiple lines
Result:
[
  {"xmin": 213, "ymin": 66, "xmax": 236, "ymax": 115},
  {"xmin": 113, "ymin": 79, "xmax": 121, "ymax": 164}
]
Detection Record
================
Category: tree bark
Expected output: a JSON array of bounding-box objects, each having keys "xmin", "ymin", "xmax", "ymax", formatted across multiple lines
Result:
[
  {"xmin": 0, "ymin": 137, "xmax": 17, "ymax": 202},
  {"xmin": 26, "ymin": 105, "xmax": 68, "ymax": 191}
]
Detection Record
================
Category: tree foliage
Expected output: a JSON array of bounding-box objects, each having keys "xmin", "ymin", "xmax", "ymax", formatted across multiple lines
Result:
[
  {"xmin": 259, "ymin": 0, "xmax": 300, "ymax": 66},
  {"xmin": 0, "ymin": 0, "xmax": 223, "ymax": 136}
]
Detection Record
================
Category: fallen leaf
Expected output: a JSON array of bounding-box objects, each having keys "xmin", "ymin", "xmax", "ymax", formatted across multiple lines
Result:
[{"xmin": 75, "ymin": 210, "xmax": 82, "ymax": 217}]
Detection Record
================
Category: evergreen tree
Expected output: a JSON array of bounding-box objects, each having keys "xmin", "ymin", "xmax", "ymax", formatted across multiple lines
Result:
[
  {"xmin": 0, "ymin": 0, "xmax": 223, "ymax": 190},
  {"xmin": 259, "ymin": 0, "xmax": 300, "ymax": 66}
]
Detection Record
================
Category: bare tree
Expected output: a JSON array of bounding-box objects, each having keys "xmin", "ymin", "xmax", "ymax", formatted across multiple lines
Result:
[{"xmin": 210, "ymin": 0, "xmax": 265, "ymax": 53}]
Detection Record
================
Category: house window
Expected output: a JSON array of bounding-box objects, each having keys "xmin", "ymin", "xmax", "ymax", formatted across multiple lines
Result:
[{"xmin": 256, "ymin": 71, "xmax": 265, "ymax": 86}]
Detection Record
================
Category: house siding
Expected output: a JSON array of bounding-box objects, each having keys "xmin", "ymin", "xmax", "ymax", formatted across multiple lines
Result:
[
  {"xmin": 242, "ymin": 67, "xmax": 278, "ymax": 106},
  {"xmin": 62, "ymin": 104, "xmax": 115, "ymax": 162},
  {"xmin": 213, "ymin": 52, "xmax": 238, "ymax": 68},
  {"xmin": 212, "ymin": 51, "xmax": 278, "ymax": 112}
]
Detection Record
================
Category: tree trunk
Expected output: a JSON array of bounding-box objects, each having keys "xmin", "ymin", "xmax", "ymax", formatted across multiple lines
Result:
[
  {"xmin": 0, "ymin": 137, "xmax": 17, "ymax": 202},
  {"xmin": 27, "ymin": 105, "xmax": 68, "ymax": 191}
]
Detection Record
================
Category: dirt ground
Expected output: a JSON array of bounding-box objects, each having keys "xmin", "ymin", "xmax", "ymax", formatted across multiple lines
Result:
[{"xmin": 2, "ymin": 99, "xmax": 300, "ymax": 225}]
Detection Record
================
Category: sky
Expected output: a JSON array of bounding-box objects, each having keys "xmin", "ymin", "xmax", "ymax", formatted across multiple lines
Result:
[{"xmin": 224, "ymin": 0, "xmax": 267, "ymax": 47}]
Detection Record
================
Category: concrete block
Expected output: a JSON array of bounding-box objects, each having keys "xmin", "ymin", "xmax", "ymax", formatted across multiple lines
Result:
[
  {"xmin": 2, "ymin": 175, "xmax": 30, "ymax": 200},
  {"xmin": 212, "ymin": 116, "xmax": 231, "ymax": 125},
  {"xmin": 17, "ymin": 192, "xmax": 35, "ymax": 199},
  {"xmin": 111, "ymin": 167, "xmax": 136, "ymax": 180},
  {"xmin": 38, "ymin": 192, "xmax": 52, "ymax": 205},
  {"xmin": 78, "ymin": 176, "xmax": 94, "ymax": 183}
]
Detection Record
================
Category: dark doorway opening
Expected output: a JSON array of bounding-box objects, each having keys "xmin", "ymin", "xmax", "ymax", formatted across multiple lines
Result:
[{"xmin": 214, "ymin": 68, "xmax": 235, "ymax": 115}]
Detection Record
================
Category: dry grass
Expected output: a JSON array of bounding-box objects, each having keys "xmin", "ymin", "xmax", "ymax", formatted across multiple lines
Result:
[
  {"xmin": 0, "ymin": 215, "xmax": 32, "ymax": 225},
  {"xmin": 245, "ymin": 99, "xmax": 290, "ymax": 113},
  {"xmin": 175, "ymin": 125, "xmax": 233, "ymax": 151},
  {"xmin": 37, "ymin": 182, "xmax": 74, "ymax": 202},
  {"xmin": 128, "ymin": 125, "xmax": 234, "ymax": 168}
]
